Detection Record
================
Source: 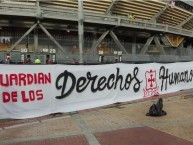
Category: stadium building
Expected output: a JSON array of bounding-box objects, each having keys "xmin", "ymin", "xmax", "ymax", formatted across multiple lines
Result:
[{"xmin": 0, "ymin": 0, "xmax": 193, "ymax": 64}]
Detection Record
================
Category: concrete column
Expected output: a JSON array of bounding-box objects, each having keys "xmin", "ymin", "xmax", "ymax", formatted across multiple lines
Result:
[
  {"xmin": 91, "ymin": 32, "xmax": 97, "ymax": 54},
  {"xmin": 36, "ymin": 1, "xmax": 42, "ymax": 19},
  {"xmin": 179, "ymin": 42, "xmax": 184, "ymax": 56},
  {"xmin": 187, "ymin": 44, "xmax": 192, "ymax": 56},
  {"xmin": 132, "ymin": 37, "xmax": 136, "ymax": 54},
  {"xmin": 34, "ymin": 27, "xmax": 38, "ymax": 54},
  {"xmin": 78, "ymin": 0, "xmax": 84, "ymax": 64}
]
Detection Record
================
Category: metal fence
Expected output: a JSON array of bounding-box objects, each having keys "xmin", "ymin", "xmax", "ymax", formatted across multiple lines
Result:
[{"xmin": 1, "ymin": 38, "xmax": 193, "ymax": 64}]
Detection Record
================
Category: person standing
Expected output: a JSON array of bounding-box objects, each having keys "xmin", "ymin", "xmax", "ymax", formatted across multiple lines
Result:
[
  {"xmin": 46, "ymin": 55, "xmax": 52, "ymax": 64},
  {"xmin": 24, "ymin": 55, "xmax": 31, "ymax": 64},
  {"xmin": 35, "ymin": 57, "xmax": 41, "ymax": 64},
  {"xmin": 5, "ymin": 54, "xmax": 11, "ymax": 64}
]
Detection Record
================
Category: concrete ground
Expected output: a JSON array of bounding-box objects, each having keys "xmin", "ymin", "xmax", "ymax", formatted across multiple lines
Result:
[{"xmin": 0, "ymin": 89, "xmax": 193, "ymax": 145}]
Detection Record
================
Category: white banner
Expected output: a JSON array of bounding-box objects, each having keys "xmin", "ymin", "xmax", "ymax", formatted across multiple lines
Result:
[{"xmin": 0, "ymin": 62, "xmax": 193, "ymax": 119}]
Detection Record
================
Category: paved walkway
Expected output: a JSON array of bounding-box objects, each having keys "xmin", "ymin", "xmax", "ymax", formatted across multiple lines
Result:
[{"xmin": 1, "ymin": 89, "xmax": 193, "ymax": 145}]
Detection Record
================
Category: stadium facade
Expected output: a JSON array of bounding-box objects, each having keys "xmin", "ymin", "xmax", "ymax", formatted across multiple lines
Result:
[{"xmin": 0, "ymin": 0, "xmax": 193, "ymax": 64}]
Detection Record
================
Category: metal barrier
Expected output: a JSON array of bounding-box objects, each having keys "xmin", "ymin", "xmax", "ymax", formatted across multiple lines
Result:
[{"xmin": 0, "ymin": 39, "xmax": 193, "ymax": 64}]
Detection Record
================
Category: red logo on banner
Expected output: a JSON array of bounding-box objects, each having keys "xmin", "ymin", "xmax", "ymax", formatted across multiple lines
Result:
[{"xmin": 143, "ymin": 70, "xmax": 159, "ymax": 97}]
